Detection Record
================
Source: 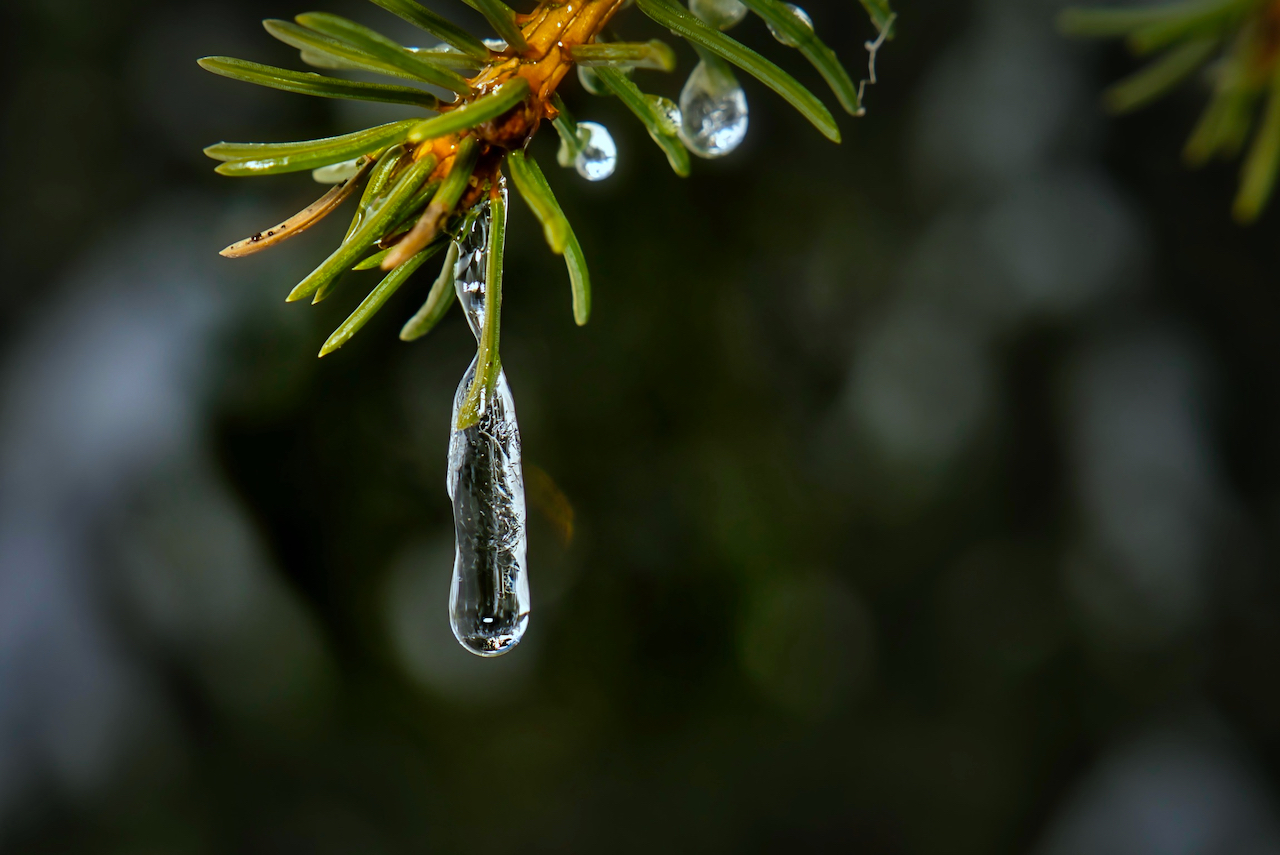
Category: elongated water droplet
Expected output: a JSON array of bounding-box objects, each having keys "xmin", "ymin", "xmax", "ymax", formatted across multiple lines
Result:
[
  {"xmin": 447, "ymin": 191, "xmax": 530, "ymax": 657},
  {"xmin": 483, "ymin": 38, "xmax": 509, "ymax": 51},
  {"xmin": 767, "ymin": 3, "xmax": 813, "ymax": 47},
  {"xmin": 574, "ymin": 121, "xmax": 617, "ymax": 181},
  {"xmin": 311, "ymin": 156, "xmax": 364, "ymax": 184},
  {"xmin": 678, "ymin": 59, "xmax": 749, "ymax": 158},
  {"xmin": 689, "ymin": 0, "xmax": 747, "ymax": 30}
]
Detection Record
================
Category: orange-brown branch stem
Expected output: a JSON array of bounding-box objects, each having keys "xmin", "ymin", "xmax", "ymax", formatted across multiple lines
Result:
[{"xmin": 382, "ymin": 0, "xmax": 624, "ymax": 269}]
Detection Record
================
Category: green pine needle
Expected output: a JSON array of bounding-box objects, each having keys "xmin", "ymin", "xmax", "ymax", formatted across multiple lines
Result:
[
  {"xmin": 859, "ymin": 0, "xmax": 895, "ymax": 36},
  {"xmin": 1102, "ymin": 36, "xmax": 1218, "ymax": 114},
  {"xmin": 514, "ymin": 153, "xmax": 591, "ymax": 325},
  {"xmin": 595, "ymin": 66, "xmax": 691, "ymax": 176},
  {"xmin": 406, "ymin": 77, "xmax": 530, "ymax": 142},
  {"xmin": 287, "ymin": 154, "xmax": 438, "ymax": 302},
  {"xmin": 461, "ymin": 0, "xmax": 530, "ymax": 54},
  {"xmin": 204, "ymin": 119, "xmax": 420, "ymax": 176},
  {"xmin": 265, "ymin": 19, "xmax": 445, "ymax": 83},
  {"xmin": 198, "ymin": 56, "xmax": 440, "ymax": 109},
  {"xmin": 507, "ymin": 150, "xmax": 569, "ymax": 253},
  {"xmin": 294, "ymin": 12, "xmax": 474, "ymax": 94},
  {"xmin": 363, "ymin": 0, "xmax": 490, "ymax": 58},
  {"xmin": 320, "ymin": 240, "xmax": 446, "ymax": 356},
  {"xmin": 569, "ymin": 41, "xmax": 677, "ymax": 71},
  {"xmin": 737, "ymin": 0, "xmax": 861, "ymax": 115},
  {"xmin": 400, "ymin": 241, "xmax": 461, "ymax": 341},
  {"xmin": 1234, "ymin": 66, "xmax": 1280, "ymax": 223},
  {"xmin": 634, "ymin": 0, "xmax": 841, "ymax": 142},
  {"xmin": 456, "ymin": 188, "xmax": 507, "ymax": 429}
]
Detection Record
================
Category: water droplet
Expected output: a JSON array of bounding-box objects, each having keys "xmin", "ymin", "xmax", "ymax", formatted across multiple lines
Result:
[
  {"xmin": 689, "ymin": 0, "xmax": 747, "ymax": 30},
  {"xmin": 447, "ymin": 188, "xmax": 530, "ymax": 657},
  {"xmin": 678, "ymin": 60, "xmax": 749, "ymax": 158},
  {"xmin": 766, "ymin": 3, "xmax": 813, "ymax": 47},
  {"xmin": 311, "ymin": 157, "xmax": 364, "ymax": 184},
  {"xmin": 573, "ymin": 121, "xmax": 617, "ymax": 181},
  {"xmin": 577, "ymin": 64, "xmax": 610, "ymax": 96},
  {"xmin": 482, "ymin": 38, "xmax": 509, "ymax": 52},
  {"xmin": 646, "ymin": 95, "xmax": 682, "ymax": 135}
]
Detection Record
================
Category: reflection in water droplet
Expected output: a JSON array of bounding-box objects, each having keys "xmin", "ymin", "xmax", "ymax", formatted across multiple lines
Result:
[
  {"xmin": 574, "ymin": 121, "xmax": 617, "ymax": 181},
  {"xmin": 311, "ymin": 157, "xmax": 364, "ymax": 184},
  {"xmin": 767, "ymin": 3, "xmax": 813, "ymax": 47},
  {"xmin": 689, "ymin": 0, "xmax": 747, "ymax": 30},
  {"xmin": 577, "ymin": 64, "xmax": 609, "ymax": 96},
  {"xmin": 446, "ymin": 188, "xmax": 530, "ymax": 657},
  {"xmin": 647, "ymin": 96, "xmax": 682, "ymax": 136},
  {"xmin": 678, "ymin": 59, "xmax": 749, "ymax": 158}
]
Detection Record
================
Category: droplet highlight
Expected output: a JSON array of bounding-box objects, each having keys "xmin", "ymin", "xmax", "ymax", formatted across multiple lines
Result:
[
  {"xmin": 577, "ymin": 64, "xmax": 609, "ymax": 96},
  {"xmin": 647, "ymin": 96, "xmax": 682, "ymax": 136},
  {"xmin": 311, "ymin": 156, "xmax": 364, "ymax": 184},
  {"xmin": 574, "ymin": 121, "xmax": 618, "ymax": 182},
  {"xmin": 767, "ymin": 3, "xmax": 813, "ymax": 47},
  {"xmin": 689, "ymin": 0, "xmax": 747, "ymax": 30},
  {"xmin": 446, "ymin": 189, "xmax": 530, "ymax": 657},
  {"xmin": 678, "ymin": 59, "xmax": 749, "ymax": 158}
]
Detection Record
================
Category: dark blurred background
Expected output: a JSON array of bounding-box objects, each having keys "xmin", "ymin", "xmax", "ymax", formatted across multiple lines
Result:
[{"xmin": 2, "ymin": 0, "xmax": 1280, "ymax": 850}]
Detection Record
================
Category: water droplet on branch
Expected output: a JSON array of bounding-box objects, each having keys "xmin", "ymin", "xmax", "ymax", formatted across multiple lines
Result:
[
  {"xmin": 311, "ymin": 157, "xmax": 364, "ymax": 184},
  {"xmin": 574, "ymin": 121, "xmax": 617, "ymax": 181},
  {"xmin": 446, "ymin": 190, "xmax": 530, "ymax": 657},
  {"xmin": 577, "ymin": 64, "xmax": 610, "ymax": 96},
  {"xmin": 647, "ymin": 96, "xmax": 682, "ymax": 136},
  {"xmin": 690, "ymin": 0, "xmax": 748, "ymax": 30},
  {"xmin": 767, "ymin": 3, "xmax": 813, "ymax": 47},
  {"xmin": 678, "ymin": 59, "xmax": 749, "ymax": 158}
]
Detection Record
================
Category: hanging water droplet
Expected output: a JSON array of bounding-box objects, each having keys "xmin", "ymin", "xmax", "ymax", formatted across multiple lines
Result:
[
  {"xmin": 311, "ymin": 156, "xmax": 364, "ymax": 184},
  {"xmin": 689, "ymin": 0, "xmax": 747, "ymax": 30},
  {"xmin": 574, "ymin": 121, "xmax": 617, "ymax": 181},
  {"xmin": 577, "ymin": 64, "xmax": 610, "ymax": 96},
  {"xmin": 446, "ymin": 189, "xmax": 530, "ymax": 657},
  {"xmin": 766, "ymin": 3, "xmax": 813, "ymax": 47},
  {"xmin": 646, "ymin": 95, "xmax": 682, "ymax": 136},
  {"xmin": 678, "ymin": 59, "xmax": 749, "ymax": 158}
]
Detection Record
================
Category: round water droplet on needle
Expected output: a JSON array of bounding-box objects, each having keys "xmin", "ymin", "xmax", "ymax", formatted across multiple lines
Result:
[
  {"xmin": 689, "ymin": 0, "xmax": 748, "ymax": 30},
  {"xmin": 574, "ymin": 121, "xmax": 617, "ymax": 181},
  {"xmin": 577, "ymin": 64, "xmax": 610, "ymax": 96},
  {"xmin": 678, "ymin": 60, "xmax": 749, "ymax": 158},
  {"xmin": 767, "ymin": 3, "xmax": 813, "ymax": 47},
  {"xmin": 646, "ymin": 95, "xmax": 682, "ymax": 135}
]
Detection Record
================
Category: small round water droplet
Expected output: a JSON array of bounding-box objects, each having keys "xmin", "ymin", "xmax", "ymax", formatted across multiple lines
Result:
[
  {"xmin": 311, "ymin": 157, "xmax": 364, "ymax": 183},
  {"xmin": 577, "ymin": 64, "xmax": 610, "ymax": 96},
  {"xmin": 647, "ymin": 95, "xmax": 682, "ymax": 135},
  {"xmin": 678, "ymin": 60, "xmax": 749, "ymax": 158},
  {"xmin": 574, "ymin": 121, "xmax": 617, "ymax": 181},
  {"xmin": 767, "ymin": 3, "xmax": 813, "ymax": 47},
  {"xmin": 689, "ymin": 0, "xmax": 747, "ymax": 29}
]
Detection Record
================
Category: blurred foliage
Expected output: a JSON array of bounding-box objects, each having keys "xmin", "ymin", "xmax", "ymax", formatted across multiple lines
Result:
[
  {"xmin": 1061, "ymin": 0, "xmax": 1280, "ymax": 222},
  {"xmin": 1, "ymin": 0, "xmax": 1280, "ymax": 853}
]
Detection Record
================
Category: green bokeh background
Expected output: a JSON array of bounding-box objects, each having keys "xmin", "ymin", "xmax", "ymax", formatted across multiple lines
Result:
[{"xmin": 2, "ymin": 0, "xmax": 1279, "ymax": 851}]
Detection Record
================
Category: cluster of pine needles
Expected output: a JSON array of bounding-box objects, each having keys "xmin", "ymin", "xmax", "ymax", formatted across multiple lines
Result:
[
  {"xmin": 200, "ymin": 0, "xmax": 894, "ymax": 426},
  {"xmin": 1061, "ymin": 0, "xmax": 1280, "ymax": 223}
]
